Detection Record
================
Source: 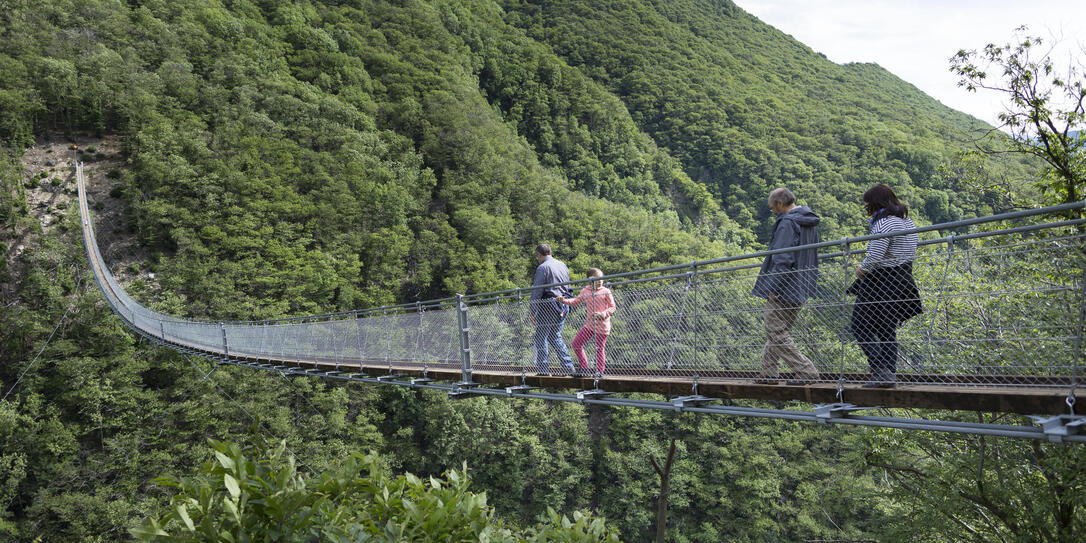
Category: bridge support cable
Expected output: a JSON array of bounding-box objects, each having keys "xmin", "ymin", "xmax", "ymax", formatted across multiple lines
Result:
[
  {"xmin": 1, "ymin": 274, "xmax": 83, "ymax": 403},
  {"xmin": 274, "ymin": 368, "xmax": 338, "ymax": 436},
  {"xmin": 179, "ymin": 354, "xmax": 316, "ymax": 475},
  {"xmin": 74, "ymin": 161, "xmax": 1086, "ymax": 431}
]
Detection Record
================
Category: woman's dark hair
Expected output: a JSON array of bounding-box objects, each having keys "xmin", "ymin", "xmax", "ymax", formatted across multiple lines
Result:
[{"xmin": 863, "ymin": 184, "xmax": 908, "ymax": 218}]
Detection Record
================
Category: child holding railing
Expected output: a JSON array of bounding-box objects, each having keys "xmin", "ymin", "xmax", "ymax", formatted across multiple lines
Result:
[{"xmin": 557, "ymin": 268, "xmax": 616, "ymax": 376}]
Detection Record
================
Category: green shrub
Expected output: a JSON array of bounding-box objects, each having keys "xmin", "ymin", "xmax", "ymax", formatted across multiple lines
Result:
[
  {"xmin": 132, "ymin": 439, "xmax": 619, "ymax": 543},
  {"xmin": 50, "ymin": 177, "xmax": 63, "ymax": 186}
]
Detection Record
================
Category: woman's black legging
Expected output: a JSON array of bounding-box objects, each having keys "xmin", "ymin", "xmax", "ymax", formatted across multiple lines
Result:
[{"xmin": 851, "ymin": 303, "xmax": 898, "ymax": 379}]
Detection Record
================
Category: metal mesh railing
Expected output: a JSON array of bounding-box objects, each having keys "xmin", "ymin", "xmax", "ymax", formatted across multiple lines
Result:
[{"xmin": 78, "ymin": 163, "xmax": 1086, "ymax": 388}]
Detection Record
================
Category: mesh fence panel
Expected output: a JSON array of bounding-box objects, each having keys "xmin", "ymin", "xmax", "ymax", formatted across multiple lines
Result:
[{"xmin": 80, "ymin": 156, "xmax": 1086, "ymax": 390}]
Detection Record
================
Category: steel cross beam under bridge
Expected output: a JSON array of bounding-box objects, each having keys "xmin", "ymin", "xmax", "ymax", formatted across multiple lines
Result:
[{"xmin": 76, "ymin": 163, "xmax": 1086, "ymax": 442}]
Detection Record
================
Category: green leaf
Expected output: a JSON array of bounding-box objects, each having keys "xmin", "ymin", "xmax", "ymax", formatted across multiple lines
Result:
[
  {"xmin": 215, "ymin": 451, "xmax": 236, "ymax": 471},
  {"xmin": 224, "ymin": 497, "xmax": 242, "ymax": 525},
  {"xmin": 176, "ymin": 503, "xmax": 195, "ymax": 532},
  {"xmin": 224, "ymin": 473, "xmax": 241, "ymax": 499},
  {"xmin": 130, "ymin": 521, "xmax": 169, "ymax": 539}
]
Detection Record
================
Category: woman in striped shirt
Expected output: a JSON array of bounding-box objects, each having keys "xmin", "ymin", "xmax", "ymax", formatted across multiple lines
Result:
[{"xmin": 850, "ymin": 184, "xmax": 923, "ymax": 388}]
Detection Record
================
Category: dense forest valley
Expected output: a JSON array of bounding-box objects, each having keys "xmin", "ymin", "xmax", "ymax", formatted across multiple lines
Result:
[{"xmin": 1, "ymin": 0, "xmax": 1083, "ymax": 541}]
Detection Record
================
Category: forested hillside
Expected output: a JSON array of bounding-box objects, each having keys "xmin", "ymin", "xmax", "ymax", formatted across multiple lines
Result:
[
  {"xmin": 1, "ymin": 0, "xmax": 1081, "ymax": 542},
  {"xmin": 494, "ymin": 0, "xmax": 1041, "ymax": 236},
  {"xmin": 2, "ymin": 0, "xmax": 753, "ymax": 320}
]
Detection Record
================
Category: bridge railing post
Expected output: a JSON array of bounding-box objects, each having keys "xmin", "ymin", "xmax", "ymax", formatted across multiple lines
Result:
[
  {"xmin": 414, "ymin": 302, "xmax": 423, "ymax": 362},
  {"xmin": 354, "ymin": 311, "xmax": 365, "ymax": 367},
  {"xmin": 517, "ymin": 294, "xmax": 529, "ymax": 375},
  {"xmin": 690, "ymin": 263, "xmax": 701, "ymax": 382},
  {"xmin": 837, "ymin": 238, "xmax": 854, "ymax": 397},
  {"xmin": 221, "ymin": 323, "xmax": 229, "ymax": 359},
  {"xmin": 332, "ymin": 316, "xmax": 342, "ymax": 371},
  {"xmin": 259, "ymin": 322, "xmax": 267, "ymax": 361},
  {"xmin": 456, "ymin": 294, "xmax": 474, "ymax": 384},
  {"xmin": 383, "ymin": 308, "xmax": 392, "ymax": 374}
]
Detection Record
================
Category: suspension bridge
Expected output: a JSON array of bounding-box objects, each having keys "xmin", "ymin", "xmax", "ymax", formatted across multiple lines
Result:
[{"xmin": 76, "ymin": 163, "xmax": 1086, "ymax": 442}]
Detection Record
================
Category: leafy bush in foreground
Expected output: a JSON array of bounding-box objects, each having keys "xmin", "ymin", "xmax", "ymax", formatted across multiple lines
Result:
[{"xmin": 132, "ymin": 439, "xmax": 620, "ymax": 543}]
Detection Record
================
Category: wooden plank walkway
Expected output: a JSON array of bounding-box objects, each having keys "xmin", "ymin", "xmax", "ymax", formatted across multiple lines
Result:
[{"xmin": 215, "ymin": 350, "xmax": 1072, "ymax": 416}]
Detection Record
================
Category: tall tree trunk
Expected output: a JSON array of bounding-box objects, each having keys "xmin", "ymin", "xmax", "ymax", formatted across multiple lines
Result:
[
  {"xmin": 650, "ymin": 438, "xmax": 677, "ymax": 543},
  {"xmin": 588, "ymin": 404, "xmax": 610, "ymax": 511}
]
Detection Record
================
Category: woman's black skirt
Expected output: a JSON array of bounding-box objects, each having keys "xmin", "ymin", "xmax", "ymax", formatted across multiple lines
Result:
[{"xmin": 849, "ymin": 262, "xmax": 923, "ymax": 327}]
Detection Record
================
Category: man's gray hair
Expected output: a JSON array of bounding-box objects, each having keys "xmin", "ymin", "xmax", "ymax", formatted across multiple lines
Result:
[
  {"xmin": 536, "ymin": 243, "xmax": 552, "ymax": 256},
  {"xmin": 768, "ymin": 187, "xmax": 796, "ymax": 206}
]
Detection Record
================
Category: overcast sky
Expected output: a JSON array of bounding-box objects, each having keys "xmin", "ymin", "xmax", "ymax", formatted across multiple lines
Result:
[{"xmin": 731, "ymin": 0, "xmax": 1086, "ymax": 128}]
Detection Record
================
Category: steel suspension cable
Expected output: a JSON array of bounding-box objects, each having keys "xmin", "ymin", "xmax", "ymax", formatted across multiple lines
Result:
[
  {"xmin": 2, "ymin": 273, "xmax": 83, "ymax": 403},
  {"xmin": 181, "ymin": 354, "xmax": 316, "ymax": 475},
  {"xmin": 276, "ymin": 368, "xmax": 335, "ymax": 431}
]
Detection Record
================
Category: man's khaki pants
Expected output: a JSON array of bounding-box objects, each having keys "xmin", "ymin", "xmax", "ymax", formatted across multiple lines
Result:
[{"xmin": 761, "ymin": 297, "xmax": 818, "ymax": 378}]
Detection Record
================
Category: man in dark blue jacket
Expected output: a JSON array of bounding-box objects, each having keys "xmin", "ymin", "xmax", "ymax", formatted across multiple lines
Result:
[
  {"xmin": 751, "ymin": 188, "xmax": 821, "ymax": 384},
  {"xmin": 531, "ymin": 244, "xmax": 575, "ymax": 375}
]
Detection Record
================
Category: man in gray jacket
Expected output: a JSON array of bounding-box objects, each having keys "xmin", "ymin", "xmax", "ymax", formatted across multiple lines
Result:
[
  {"xmin": 751, "ymin": 188, "xmax": 821, "ymax": 384},
  {"xmin": 531, "ymin": 244, "xmax": 575, "ymax": 375}
]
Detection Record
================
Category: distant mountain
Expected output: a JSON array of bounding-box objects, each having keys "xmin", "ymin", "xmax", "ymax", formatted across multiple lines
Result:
[{"xmin": 494, "ymin": 0, "xmax": 1042, "ymax": 236}]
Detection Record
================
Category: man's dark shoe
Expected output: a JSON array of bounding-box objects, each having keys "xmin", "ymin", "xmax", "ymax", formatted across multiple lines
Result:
[
  {"xmin": 861, "ymin": 381, "xmax": 895, "ymax": 388},
  {"xmin": 786, "ymin": 373, "xmax": 819, "ymax": 385}
]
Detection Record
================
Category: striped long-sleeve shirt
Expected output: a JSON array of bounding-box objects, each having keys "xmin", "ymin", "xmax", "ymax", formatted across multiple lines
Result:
[{"xmin": 861, "ymin": 215, "xmax": 918, "ymax": 271}]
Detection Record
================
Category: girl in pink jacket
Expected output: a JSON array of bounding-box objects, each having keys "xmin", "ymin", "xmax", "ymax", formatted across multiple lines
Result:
[{"xmin": 557, "ymin": 268, "xmax": 617, "ymax": 375}]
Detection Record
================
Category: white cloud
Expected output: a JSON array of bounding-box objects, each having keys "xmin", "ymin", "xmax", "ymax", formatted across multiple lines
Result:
[{"xmin": 732, "ymin": 0, "xmax": 1086, "ymax": 127}]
